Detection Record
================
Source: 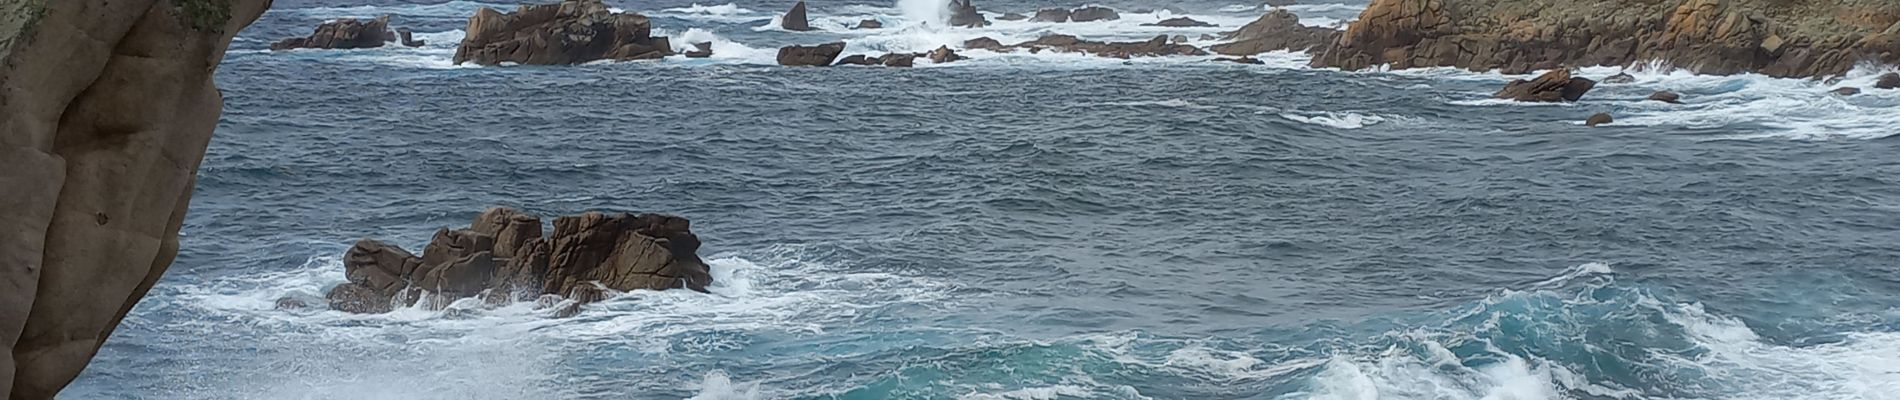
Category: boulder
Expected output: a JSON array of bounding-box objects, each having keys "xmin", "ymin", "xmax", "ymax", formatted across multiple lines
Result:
[
  {"xmin": 778, "ymin": 42, "xmax": 847, "ymax": 66},
  {"xmin": 998, "ymin": 12, "xmax": 1030, "ymax": 21},
  {"xmin": 1030, "ymin": 8, "xmax": 1072, "ymax": 22},
  {"xmin": 1070, "ymin": 6, "xmax": 1120, "ymax": 22},
  {"xmin": 272, "ymin": 16, "xmax": 393, "ymax": 50},
  {"xmin": 1586, "ymin": 113, "xmax": 1614, "ymax": 127},
  {"xmin": 1878, "ymin": 73, "xmax": 1900, "ymax": 89},
  {"xmin": 782, "ymin": 1, "xmax": 814, "ymax": 31},
  {"xmin": 396, "ymin": 28, "xmax": 426, "ymax": 47},
  {"xmin": 965, "ymin": 37, "xmax": 1009, "ymax": 52},
  {"xmin": 1495, "ymin": 69, "xmax": 1596, "ymax": 102},
  {"xmin": 1144, "ymin": 17, "xmax": 1216, "ymax": 27},
  {"xmin": 453, "ymin": 0, "xmax": 675, "ymax": 65},
  {"xmin": 929, "ymin": 46, "xmax": 964, "ymax": 63},
  {"xmin": 1647, "ymin": 90, "xmax": 1682, "ymax": 104},
  {"xmin": 835, "ymin": 54, "xmax": 880, "ymax": 65},
  {"xmin": 0, "ymin": 0, "xmax": 269, "ymax": 396},
  {"xmin": 882, "ymin": 53, "xmax": 919, "ymax": 67},
  {"xmin": 1602, "ymin": 72, "xmax": 1636, "ymax": 84},
  {"xmin": 1831, "ymin": 87, "xmax": 1862, "ymax": 96},
  {"xmin": 327, "ymin": 282, "xmax": 395, "ymax": 314},
  {"xmin": 949, "ymin": 0, "xmax": 990, "ymax": 27},
  {"xmin": 685, "ymin": 42, "xmax": 715, "ymax": 58},
  {"xmin": 856, "ymin": 19, "xmax": 883, "ymax": 29},
  {"xmin": 1210, "ymin": 9, "xmax": 1338, "ymax": 55}
]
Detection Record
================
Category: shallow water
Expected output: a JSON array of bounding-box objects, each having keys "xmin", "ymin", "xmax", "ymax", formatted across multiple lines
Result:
[{"xmin": 58, "ymin": 0, "xmax": 1900, "ymax": 398}]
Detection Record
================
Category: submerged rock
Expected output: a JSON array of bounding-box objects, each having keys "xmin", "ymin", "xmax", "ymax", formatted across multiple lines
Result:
[
  {"xmin": 856, "ymin": 19, "xmax": 883, "ymax": 29},
  {"xmin": 1586, "ymin": 112, "xmax": 1614, "ymax": 127},
  {"xmin": 1070, "ymin": 6, "xmax": 1120, "ymax": 22},
  {"xmin": 453, "ymin": 0, "xmax": 674, "ymax": 65},
  {"xmin": 778, "ymin": 42, "xmax": 847, "ymax": 66},
  {"xmin": 1495, "ymin": 69, "xmax": 1596, "ymax": 102},
  {"xmin": 1216, "ymin": 56, "xmax": 1267, "ymax": 64},
  {"xmin": 685, "ymin": 42, "xmax": 714, "ymax": 58},
  {"xmin": 1031, "ymin": 8, "xmax": 1072, "ymax": 22},
  {"xmin": 1601, "ymin": 72, "xmax": 1636, "ymax": 84},
  {"xmin": 998, "ymin": 12, "xmax": 1030, "ymax": 21},
  {"xmin": 1209, "ymin": 9, "xmax": 1337, "ymax": 55},
  {"xmin": 1878, "ymin": 73, "xmax": 1900, "ymax": 89},
  {"xmin": 1144, "ymin": 17, "xmax": 1216, "ymax": 27},
  {"xmin": 1831, "ymin": 87, "xmax": 1862, "ymax": 96},
  {"xmin": 1647, "ymin": 90, "xmax": 1682, "ymax": 104},
  {"xmin": 783, "ymin": 1, "xmax": 814, "ymax": 31},
  {"xmin": 323, "ymin": 207, "xmax": 713, "ymax": 315},
  {"xmin": 950, "ymin": 0, "xmax": 990, "ymax": 27},
  {"xmin": 272, "ymin": 16, "xmax": 393, "ymax": 50}
]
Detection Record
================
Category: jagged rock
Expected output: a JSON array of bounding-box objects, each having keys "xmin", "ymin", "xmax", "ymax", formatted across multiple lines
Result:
[
  {"xmin": 1216, "ymin": 56, "xmax": 1267, "ymax": 64},
  {"xmin": 882, "ymin": 53, "xmax": 919, "ymax": 67},
  {"xmin": 1003, "ymin": 34, "xmax": 1207, "ymax": 58},
  {"xmin": 1831, "ymin": 87, "xmax": 1862, "ymax": 96},
  {"xmin": 1495, "ymin": 69, "xmax": 1597, "ymax": 102},
  {"xmin": 856, "ymin": 19, "xmax": 883, "ymax": 29},
  {"xmin": 1210, "ymin": 9, "xmax": 1338, "ymax": 55},
  {"xmin": 782, "ymin": 1, "xmax": 814, "ymax": 31},
  {"xmin": 1648, "ymin": 90, "xmax": 1683, "ymax": 103},
  {"xmin": 1586, "ymin": 112, "xmax": 1614, "ymax": 127},
  {"xmin": 999, "ymin": 12, "xmax": 1030, "ymax": 21},
  {"xmin": 1031, "ymin": 8, "xmax": 1072, "ymax": 22},
  {"xmin": 1070, "ymin": 6, "xmax": 1120, "ymax": 22},
  {"xmin": 272, "ymin": 16, "xmax": 393, "ymax": 50},
  {"xmin": 929, "ymin": 46, "xmax": 964, "ymax": 63},
  {"xmin": 950, "ymin": 0, "xmax": 990, "ymax": 27},
  {"xmin": 685, "ymin": 42, "xmax": 714, "ymax": 58},
  {"xmin": 1309, "ymin": 0, "xmax": 1900, "ymax": 77},
  {"xmin": 835, "ymin": 54, "xmax": 879, "ymax": 65},
  {"xmin": 1878, "ymin": 73, "xmax": 1900, "ymax": 89},
  {"xmin": 1144, "ymin": 17, "xmax": 1216, "ymax": 27},
  {"xmin": 778, "ymin": 42, "xmax": 847, "ymax": 66},
  {"xmin": 1602, "ymin": 72, "xmax": 1636, "ymax": 84},
  {"xmin": 396, "ymin": 27, "xmax": 426, "ymax": 47},
  {"xmin": 327, "ymin": 282, "xmax": 395, "ymax": 314},
  {"xmin": 453, "ymin": 0, "xmax": 675, "ymax": 65},
  {"xmin": 965, "ymin": 37, "xmax": 1009, "ymax": 52}
]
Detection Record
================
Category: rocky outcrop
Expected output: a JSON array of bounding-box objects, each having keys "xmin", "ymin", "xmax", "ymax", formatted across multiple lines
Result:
[
  {"xmin": 397, "ymin": 27, "xmax": 426, "ymax": 47},
  {"xmin": 1602, "ymin": 72, "xmax": 1636, "ymax": 84},
  {"xmin": 1031, "ymin": 8, "xmax": 1072, "ymax": 23},
  {"xmin": 1495, "ymin": 69, "xmax": 1596, "ymax": 102},
  {"xmin": 998, "ymin": 12, "xmax": 1029, "ymax": 21},
  {"xmin": 962, "ymin": 35, "xmax": 1208, "ymax": 58},
  {"xmin": 271, "ymin": 16, "xmax": 392, "ymax": 50},
  {"xmin": 856, "ymin": 19, "xmax": 883, "ymax": 29},
  {"xmin": 1210, "ymin": 9, "xmax": 1339, "ymax": 55},
  {"xmin": 1310, "ymin": 0, "xmax": 1900, "ymax": 77},
  {"xmin": 950, "ymin": 0, "xmax": 989, "ymax": 27},
  {"xmin": 782, "ymin": 1, "xmax": 814, "ymax": 31},
  {"xmin": 928, "ymin": 46, "xmax": 963, "ymax": 63},
  {"xmin": 1070, "ymin": 6, "xmax": 1120, "ymax": 22},
  {"xmin": 0, "ymin": 0, "xmax": 268, "ymax": 397},
  {"xmin": 1217, "ymin": 56, "xmax": 1267, "ymax": 64},
  {"xmin": 685, "ymin": 42, "xmax": 713, "ymax": 58},
  {"xmin": 452, "ymin": 0, "xmax": 674, "ymax": 66},
  {"xmin": 1587, "ymin": 112, "xmax": 1614, "ymax": 126},
  {"xmin": 322, "ymin": 207, "xmax": 713, "ymax": 314},
  {"xmin": 1145, "ymin": 17, "xmax": 1216, "ymax": 27},
  {"xmin": 778, "ymin": 42, "xmax": 846, "ymax": 66}
]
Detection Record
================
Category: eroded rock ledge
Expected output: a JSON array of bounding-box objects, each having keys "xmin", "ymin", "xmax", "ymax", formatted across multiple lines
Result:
[
  {"xmin": 323, "ymin": 207, "xmax": 713, "ymax": 316},
  {"xmin": 1309, "ymin": 0, "xmax": 1900, "ymax": 77}
]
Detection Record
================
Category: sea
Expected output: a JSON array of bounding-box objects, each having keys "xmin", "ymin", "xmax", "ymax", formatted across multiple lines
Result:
[{"xmin": 56, "ymin": 0, "xmax": 1900, "ymax": 398}]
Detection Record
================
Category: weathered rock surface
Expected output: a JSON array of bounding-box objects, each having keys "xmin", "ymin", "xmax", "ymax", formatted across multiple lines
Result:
[
  {"xmin": 778, "ymin": 42, "xmax": 847, "ymax": 66},
  {"xmin": 452, "ymin": 0, "xmax": 675, "ymax": 66},
  {"xmin": 835, "ymin": 54, "xmax": 878, "ymax": 65},
  {"xmin": 1211, "ymin": 9, "xmax": 1339, "ymax": 55},
  {"xmin": 272, "ymin": 16, "xmax": 392, "ymax": 50},
  {"xmin": 0, "ymin": 0, "xmax": 268, "ymax": 397},
  {"xmin": 950, "ymin": 0, "xmax": 990, "ymax": 27},
  {"xmin": 1145, "ymin": 17, "xmax": 1216, "ymax": 27},
  {"xmin": 1495, "ymin": 69, "xmax": 1597, "ymax": 102},
  {"xmin": 323, "ymin": 207, "xmax": 714, "ymax": 315},
  {"xmin": 1878, "ymin": 72, "xmax": 1900, "ymax": 89},
  {"xmin": 685, "ymin": 42, "xmax": 714, "ymax": 58},
  {"xmin": 962, "ymin": 34, "xmax": 1208, "ymax": 58},
  {"xmin": 929, "ymin": 45, "xmax": 964, "ymax": 63},
  {"xmin": 782, "ymin": 1, "xmax": 814, "ymax": 31},
  {"xmin": 1648, "ymin": 90, "xmax": 1683, "ymax": 103},
  {"xmin": 1587, "ymin": 112, "xmax": 1615, "ymax": 126},
  {"xmin": 1031, "ymin": 8, "xmax": 1072, "ymax": 23},
  {"xmin": 856, "ymin": 19, "xmax": 883, "ymax": 29},
  {"xmin": 1070, "ymin": 6, "xmax": 1120, "ymax": 22},
  {"xmin": 1310, "ymin": 0, "xmax": 1900, "ymax": 77},
  {"xmin": 882, "ymin": 53, "xmax": 918, "ymax": 67}
]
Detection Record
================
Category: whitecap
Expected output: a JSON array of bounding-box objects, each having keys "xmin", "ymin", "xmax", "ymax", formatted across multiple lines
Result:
[{"xmin": 1280, "ymin": 111, "xmax": 1387, "ymax": 129}]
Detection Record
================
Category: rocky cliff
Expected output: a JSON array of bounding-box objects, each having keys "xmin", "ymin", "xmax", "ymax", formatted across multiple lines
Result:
[
  {"xmin": 0, "ymin": 0, "xmax": 267, "ymax": 398},
  {"xmin": 1310, "ymin": 0, "xmax": 1900, "ymax": 77}
]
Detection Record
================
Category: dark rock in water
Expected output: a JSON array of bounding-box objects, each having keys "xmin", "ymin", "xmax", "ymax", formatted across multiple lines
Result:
[
  {"xmin": 782, "ymin": 1, "xmax": 814, "ymax": 31},
  {"xmin": 274, "ymin": 297, "xmax": 310, "ymax": 310},
  {"xmin": 856, "ymin": 19, "xmax": 883, "ymax": 29},
  {"xmin": 1210, "ymin": 9, "xmax": 1337, "ymax": 55},
  {"xmin": 685, "ymin": 42, "xmax": 714, "ymax": 58},
  {"xmin": 1200, "ymin": 34, "xmax": 1218, "ymax": 41},
  {"xmin": 1144, "ymin": 17, "xmax": 1216, "ymax": 27},
  {"xmin": 929, "ymin": 46, "xmax": 964, "ymax": 63},
  {"xmin": 272, "ymin": 15, "xmax": 393, "ymax": 50},
  {"xmin": 778, "ymin": 42, "xmax": 847, "ymax": 66},
  {"xmin": 1831, "ymin": 87, "xmax": 1862, "ymax": 96},
  {"xmin": 949, "ymin": 0, "xmax": 990, "ymax": 27},
  {"xmin": 998, "ymin": 12, "xmax": 1029, "ymax": 21},
  {"xmin": 396, "ymin": 27, "xmax": 426, "ymax": 47},
  {"xmin": 835, "ymin": 54, "xmax": 879, "ymax": 66},
  {"xmin": 1265, "ymin": 0, "xmax": 1298, "ymax": 6},
  {"xmin": 1070, "ymin": 6, "xmax": 1120, "ymax": 22},
  {"xmin": 1010, "ymin": 34, "xmax": 1206, "ymax": 58},
  {"xmin": 1647, "ymin": 90, "xmax": 1682, "ymax": 104},
  {"xmin": 1030, "ymin": 8, "xmax": 1071, "ymax": 22},
  {"xmin": 453, "ymin": 0, "xmax": 674, "ymax": 65},
  {"xmin": 1878, "ymin": 73, "xmax": 1900, "ymax": 89},
  {"xmin": 965, "ymin": 37, "xmax": 1009, "ymax": 52},
  {"xmin": 323, "ymin": 207, "xmax": 714, "ymax": 314},
  {"xmin": 1586, "ymin": 112, "xmax": 1614, "ymax": 127},
  {"xmin": 1216, "ymin": 56, "xmax": 1266, "ymax": 64},
  {"xmin": 1601, "ymin": 72, "xmax": 1636, "ymax": 84},
  {"xmin": 1171, "ymin": 35, "xmax": 1189, "ymax": 44},
  {"xmin": 882, "ymin": 53, "xmax": 919, "ymax": 67},
  {"xmin": 1495, "ymin": 69, "xmax": 1596, "ymax": 102}
]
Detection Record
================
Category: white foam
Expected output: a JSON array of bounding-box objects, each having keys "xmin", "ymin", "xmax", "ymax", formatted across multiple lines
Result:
[
  {"xmin": 655, "ymin": 2, "xmax": 771, "ymax": 23},
  {"xmin": 1280, "ymin": 111, "xmax": 1387, "ymax": 129},
  {"xmin": 1574, "ymin": 64, "xmax": 1900, "ymax": 140},
  {"xmin": 960, "ymin": 385, "xmax": 1095, "ymax": 400},
  {"xmin": 688, "ymin": 370, "xmax": 764, "ymax": 400},
  {"xmin": 659, "ymin": 28, "xmax": 779, "ymax": 64}
]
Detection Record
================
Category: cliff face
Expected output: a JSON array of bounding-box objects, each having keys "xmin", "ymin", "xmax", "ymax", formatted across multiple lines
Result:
[
  {"xmin": 0, "ymin": 0, "xmax": 267, "ymax": 398},
  {"xmin": 1311, "ymin": 0, "xmax": 1900, "ymax": 77}
]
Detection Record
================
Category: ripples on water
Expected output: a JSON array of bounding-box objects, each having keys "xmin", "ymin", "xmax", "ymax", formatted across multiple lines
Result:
[{"xmin": 59, "ymin": 0, "xmax": 1900, "ymax": 398}]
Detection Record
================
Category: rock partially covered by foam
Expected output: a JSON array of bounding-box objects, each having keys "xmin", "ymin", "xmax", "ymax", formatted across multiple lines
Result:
[
  {"xmin": 1209, "ymin": 9, "xmax": 1338, "ymax": 55},
  {"xmin": 271, "ymin": 16, "xmax": 394, "ymax": 50},
  {"xmin": 453, "ymin": 0, "xmax": 674, "ymax": 65},
  {"xmin": 323, "ymin": 207, "xmax": 713, "ymax": 314},
  {"xmin": 965, "ymin": 35, "xmax": 1208, "ymax": 58},
  {"xmin": 1495, "ymin": 69, "xmax": 1596, "ymax": 102},
  {"xmin": 778, "ymin": 42, "xmax": 847, "ymax": 66}
]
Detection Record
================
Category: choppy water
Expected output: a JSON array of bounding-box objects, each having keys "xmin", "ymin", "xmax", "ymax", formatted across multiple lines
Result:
[{"xmin": 57, "ymin": 0, "xmax": 1900, "ymax": 398}]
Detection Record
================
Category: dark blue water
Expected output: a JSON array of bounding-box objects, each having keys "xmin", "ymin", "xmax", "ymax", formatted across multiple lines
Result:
[{"xmin": 60, "ymin": 0, "xmax": 1900, "ymax": 398}]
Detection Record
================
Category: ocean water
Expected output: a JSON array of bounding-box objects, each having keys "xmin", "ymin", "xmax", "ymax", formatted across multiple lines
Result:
[{"xmin": 56, "ymin": 0, "xmax": 1900, "ymax": 398}]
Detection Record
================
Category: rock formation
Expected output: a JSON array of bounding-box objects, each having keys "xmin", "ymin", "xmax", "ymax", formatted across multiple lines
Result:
[
  {"xmin": 1145, "ymin": 17, "xmax": 1216, "ymax": 27},
  {"xmin": 949, "ymin": 0, "xmax": 990, "ymax": 27},
  {"xmin": 782, "ymin": 1, "xmax": 814, "ymax": 31},
  {"xmin": 1070, "ymin": 6, "xmax": 1120, "ymax": 22},
  {"xmin": 1310, "ymin": 0, "xmax": 1900, "ymax": 77},
  {"xmin": 778, "ymin": 42, "xmax": 847, "ymax": 66},
  {"xmin": 998, "ymin": 12, "xmax": 1029, "ymax": 21},
  {"xmin": 962, "ymin": 34, "xmax": 1208, "ymax": 58},
  {"xmin": 1602, "ymin": 72, "xmax": 1637, "ymax": 84},
  {"xmin": 1217, "ymin": 56, "xmax": 1268, "ymax": 64},
  {"xmin": 835, "ymin": 54, "xmax": 877, "ymax": 65},
  {"xmin": 928, "ymin": 46, "xmax": 964, "ymax": 63},
  {"xmin": 1495, "ymin": 69, "xmax": 1597, "ymax": 102},
  {"xmin": 1586, "ymin": 112, "xmax": 1615, "ymax": 126},
  {"xmin": 0, "ymin": 0, "xmax": 268, "ymax": 397},
  {"xmin": 1210, "ymin": 9, "xmax": 1338, "ymax": 55},
  {"xmin": 685, "ymin": 42, "xmax": 714, "ymax": 58},
  {"xmin": 1648, "ymin": 90, "xmax": 1683, "ymax": 103},
  {"xmin": 397, "ymin": 27, "xmax": 426, "ymax": 47},
  {"xmin": 856, "ymin": 19, "xmax": 883, "ymax": 29},
  {"xmin": 271, "ymin": 16, "xmax": 392, "ymax": 50},
  {"xmin": 323, "ymin": 207, "xmax": 713, "ymax": 314},
  {"xmin": 883, "ymin": 53, "xmax": 918, "ymax": 67},
  {"xmin": 452, "ymin": 0, "xmax": 675, "ymax": 66},
  {"xmin": 1878, "ymin": 72, "xmax": 1900, "ymax": 89},
  {"xmin": 1031, "ymin": 8, "xmax": 1072, "ymax": 23}
]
